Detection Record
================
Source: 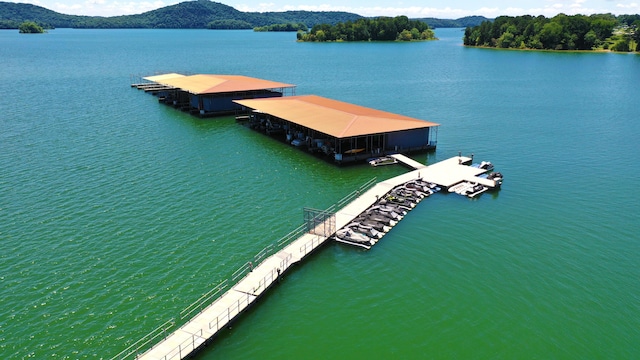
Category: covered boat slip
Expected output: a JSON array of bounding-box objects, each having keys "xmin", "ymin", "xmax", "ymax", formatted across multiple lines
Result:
[
  {"xmin": 234, "ymin": 95, "xmax": 439, "ymax": 164},
  {"xmin": 137, "ymin": 73, "xmax": 296, "ymax": 117}
]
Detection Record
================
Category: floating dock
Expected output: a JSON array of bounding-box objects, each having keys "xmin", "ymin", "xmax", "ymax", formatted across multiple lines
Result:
[{"xmin": 111, "ymin": 155, "xmax": 501, "ymax": 360}]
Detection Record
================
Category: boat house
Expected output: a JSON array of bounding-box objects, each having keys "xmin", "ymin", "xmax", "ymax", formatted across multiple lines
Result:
[
  {"xmin": 138, "ymin": 73, "xmax": 296, "ymax": 117},
  {"xmin": 234, "ymin": 95, "xmax": 439, "ymax": 164}
]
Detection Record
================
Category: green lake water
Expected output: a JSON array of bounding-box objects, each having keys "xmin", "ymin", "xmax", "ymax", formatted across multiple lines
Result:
[{"xmin": 0, "ymin": 28, "xmax": 639, "ymax": 359}]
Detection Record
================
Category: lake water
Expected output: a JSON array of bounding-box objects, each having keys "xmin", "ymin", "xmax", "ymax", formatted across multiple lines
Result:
[{"xmin": 1, "ymin": 28, "xmax": 639, "ymax": 359}]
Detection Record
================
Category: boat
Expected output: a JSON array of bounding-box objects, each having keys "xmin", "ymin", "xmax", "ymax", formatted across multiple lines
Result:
[
  {"xmin": 448, "ymin": 181, "xmax": 469, "ymax": 193},
  {"xmin": 467, "ymin": 184, "xmax": 488, "ymax": 198},
  {"xmin": 368, "ymin": 205, "xmax": 403, "ymax": 220},
  {"xmin": 334, "ymin": 228, "xmax": 374, "ymax": 246},
  {"xmin": 487, "ymin": 171, "xmax": 504, "ymax": 186},
  {"xmin": 353, "ymin": 217, "xmax": 391, "ymax": 232},
  {"xmin": 344, "ymin": 148, "xmax": 365, "ymax": 155},
  {"xmin": 345, "ymin": 223, "xmax": 384, "ymax": 239},
  {"xmin": 368, "ymin": 156, "xmax": 398, "ymax": 167},
  {"xmin": 290, "ymin": 138, "xmax": 305, "ymax": 147},
  {"xmin": 479, "ymin": 161, "xmax": 494, "ymax": 171},
  {"xmin": 455, "ymin": 182, "xmax": 476, "ymax": 195},
  {"xmin": 334, "ymin": 237, "xmax": 371, "ymax": 250}
]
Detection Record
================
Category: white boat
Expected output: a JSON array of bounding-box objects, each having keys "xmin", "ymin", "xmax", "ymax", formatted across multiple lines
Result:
[
  {"xmin": 455, "ymin": 182, "xmax": 476, "ymax": 195},
  {"xmin": 479, "ymin": 161, "xmax": 494, "ymax": 171},
  {"xmin": 334, "ymin": 228, "xmax": 374, "ymax": 246},
  {"xmin": 334, "ymin": 237, "xmax": 371, "ymax": 250},
  {"xmin": 448, "ymin": 181, "xmax": 469, "ymax": 193},
  {"xmin": 467, "ymin": 185, "xmax": 488, "ymax": 198},
  {"xmin": 368, "ymin": 156, "xmax": 398, "ymax": 167}
]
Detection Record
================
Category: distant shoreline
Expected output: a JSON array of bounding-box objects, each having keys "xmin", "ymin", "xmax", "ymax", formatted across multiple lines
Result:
[{"xmin": 463, "ymin": 44, "xmax": 639, "ymax": 54}]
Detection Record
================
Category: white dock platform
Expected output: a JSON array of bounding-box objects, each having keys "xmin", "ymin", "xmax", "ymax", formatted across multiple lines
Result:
[
  {"xmin": 120, "ymin": 155, "xmax": 499, "ymax": 360},
  {"xmin": 418, "ymin": 156, "xmax": 497, "ymax": 188},
  {"xmin": 389, "ymin": 154, "xmax": 427, "ymax": 169}
]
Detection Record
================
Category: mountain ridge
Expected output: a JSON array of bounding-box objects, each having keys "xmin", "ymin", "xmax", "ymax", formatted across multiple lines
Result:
[{"xmin": 0, "ymin": 0, "xmax": 490, "ymax": 29}]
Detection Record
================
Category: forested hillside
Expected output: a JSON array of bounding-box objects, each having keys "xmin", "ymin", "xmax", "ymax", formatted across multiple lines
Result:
[
  {"xmin": 416, "ymin": 16, "xmax": 490, "ymax": 28},
  {"xmin": 0, "ymin": 0, "xmax": 362, "ymax": 29},
  {"xmin": 463, "ymin": 14, "xmax": 640, "ymax": 51},
  {"xmin": 0, "ymin": 2, "xmax": 80, "ymax": 28}
]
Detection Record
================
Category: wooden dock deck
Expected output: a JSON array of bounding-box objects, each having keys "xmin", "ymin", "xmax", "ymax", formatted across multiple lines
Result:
[{"xmin": 114, "ymin": 155, "xmax": 499, "ymax": 360}]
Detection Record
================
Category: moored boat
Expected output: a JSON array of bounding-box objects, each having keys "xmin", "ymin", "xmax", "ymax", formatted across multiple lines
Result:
[{"xmin": 368, "ymin": 156, "xmax": 398, "ymax": 167}]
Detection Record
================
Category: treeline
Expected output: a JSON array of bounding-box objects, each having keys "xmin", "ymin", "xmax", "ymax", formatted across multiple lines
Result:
[
  {"xmin": 464, "ymin": 13, "xmax": 640, "ymax": 51},
  {"xmin": 206, "ymin": 20, "xmax": 252, "ymax": 29},
  {"xmin": 254, "ymin": 23, "xmax": 307, "ymax": 32},
  {"xmin": 298, "ymin": 16, "xmax": 436, "ymax": 42},
  {"xmin": 0, "ymin": 0, "xmax": 361, "ymax": 29},
  {"xmin": 417, "ymin": 16, "xmax": 490, "ymax": 28}
]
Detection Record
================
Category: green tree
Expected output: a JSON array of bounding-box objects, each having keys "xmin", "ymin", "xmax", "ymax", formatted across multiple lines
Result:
[
  {"xmin": 463, "ymin": 26, "xmax": 473, "ymax": 45},
  {"xmin": 18, "ymin": 21, "xmax": 44, "ymax": 33},
  {"xmin": 420, "ymin": 28, "xmax": 436, "ymax": 40},
  {"xmin": 398, "ymin": 29, "xmax": 412, "ymax": 41},
  {"xmin": 477, "ymin": 20, "xmax": 492, "ymax": 45},
  {"xmin": 584, "ymin": 30, "xmax": 598, "ymax": 49},
  {"xmin": 410, "ymin": 27, "xmax": 420, "ymax": 40},
  {"xmin": 497, "ymin": 31, "xmax": 515, "ymax": 48},
  {"xmin": 611, "ymin": 37, "xmax": 630, "ymax": 52},
  {"xmin": 632, "ymin": 20, "xmax": 640, "ymax": 51},
  {"xmin": 590, "ymin": 15, "xmax": 616, "ymax": 39},
  {"xmin": 539, "ymin": 21, "xmax": 564, "ymax": 49}
]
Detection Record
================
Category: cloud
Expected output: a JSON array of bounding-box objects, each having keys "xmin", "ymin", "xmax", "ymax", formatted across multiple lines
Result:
[{"xmin": 616, "ymin": 2, "xmax": 640, "ymax": 12}]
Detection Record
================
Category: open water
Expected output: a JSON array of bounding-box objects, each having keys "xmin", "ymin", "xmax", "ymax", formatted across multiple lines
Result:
[{"xmin": 1, "ymin": 28, "xmax": 639, "ymax": 359}]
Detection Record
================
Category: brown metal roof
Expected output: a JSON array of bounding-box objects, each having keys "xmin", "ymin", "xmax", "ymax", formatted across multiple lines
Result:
[
  {"xmin": 234, "ymin": 95, "xmax": 439, "ymax": 138},
  {"xmin": 143, "ymin": 74, "xmax": 295, "ymax": 95}
]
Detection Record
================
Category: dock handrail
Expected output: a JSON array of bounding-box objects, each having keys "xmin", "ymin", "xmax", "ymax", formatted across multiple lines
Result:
[
  {"xmin": 232, "ymin": 262, "xmax": 252, "ymax": 282},
  {"xmin": 160, "ymin": 329, "xmax": 205, "ymax": 360},
  {"xmin": 276, "ymin": 224, "xmax": 307, "ymax": 248},
  {"xmin": 179, "ymin": 280, "xmax": 228, "ymax": 321},
  {"xmin": 300, "ymin": 235, "xmax": 324, "ymax": 257},
  {"xmin": 334, "ymin": 177, "xmax": 377, "ymax": 210},
  {"xmin": 209, "ymin": 292, "xmax": 253, "ymax": 332},
  {"xmin": 253, "ymin": 243, "xmax": 274, "ymax": 264},
  {"xmin": 109, "ymin": 318, "xmax": 175, "ymax": 360}
]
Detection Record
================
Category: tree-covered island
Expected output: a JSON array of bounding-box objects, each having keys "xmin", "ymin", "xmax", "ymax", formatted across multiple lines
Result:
[
  {"xmin": 464, "ymin": 14, "xmax": 640, "ymax": 52},
  {"xmin": 18, "ymin": 21, "xmax": 45, "ymax": 33},
  {"xmin": 297, "ymin": 16, "xmax": 437, "ymax": 41}
]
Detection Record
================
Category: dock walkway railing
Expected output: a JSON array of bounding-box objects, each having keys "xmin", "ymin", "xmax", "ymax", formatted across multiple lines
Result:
[{"xmin": 111, "ymin": 177, "xmax": 377, "ymax": 360}]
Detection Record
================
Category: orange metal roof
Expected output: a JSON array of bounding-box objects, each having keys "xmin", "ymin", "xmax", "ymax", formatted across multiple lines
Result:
[
  {"xmin": 234, "ymin": 95, "xmax": 439, "ymax": 138},
  {"xmin": 144, "ymin": 74, "xmax": 295, "ymax": 95}
]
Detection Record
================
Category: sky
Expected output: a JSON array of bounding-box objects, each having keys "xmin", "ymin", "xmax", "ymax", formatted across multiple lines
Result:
[{"xmin": 9, "ymin": 0, "xmax": 640, "ymax": 18}]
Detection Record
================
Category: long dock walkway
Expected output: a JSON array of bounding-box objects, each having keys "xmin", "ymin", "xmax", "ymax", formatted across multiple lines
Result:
[
  {"xmin": 134, "ymin": 232, "xmax": 321, "ymax": 360},
  {"xmin": 114, "ymin": 155, "xmax": 499, "ymax": 360}
]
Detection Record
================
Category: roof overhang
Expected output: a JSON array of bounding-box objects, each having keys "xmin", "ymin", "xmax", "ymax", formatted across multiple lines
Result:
[
  {"xmin": 234, "ymin": 95, "xmax": 439, "ymax": 138},
  {"xmin": 144, "ymin": 73, "xmax": 295, "ymax": 95}
]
